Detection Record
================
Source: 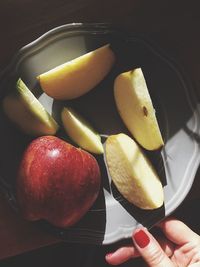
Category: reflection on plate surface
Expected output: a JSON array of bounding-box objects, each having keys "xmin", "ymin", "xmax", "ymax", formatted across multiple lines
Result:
[{"xmin": 0, "ymin": 23, "xmax": 200, "ymax": 245}]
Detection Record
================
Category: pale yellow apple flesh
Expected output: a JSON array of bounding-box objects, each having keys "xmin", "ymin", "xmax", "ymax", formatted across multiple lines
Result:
[
  {"xmin": 2, "ymin": 79, "xmax": 59, "ymax": 136},
  {"xmin": 61, "ymin": 107, "xmax": 104, "ymax": 154},
  {"xmin": 114, "ymin": 68, "xmax": 164, "ymax": 150},
  {"xmin": 38, "ymin": 44, "xmax": 116, "ymax": 100},
  {"xmin": 105, "ymin": 133, "xmax": 164, "ymax": 210}
]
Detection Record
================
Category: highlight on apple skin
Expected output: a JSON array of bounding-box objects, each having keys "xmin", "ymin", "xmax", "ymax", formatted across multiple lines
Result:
[
  {"xmin": 38, "ymin": 44, "xmax": 116, "ymax": 100},
  {"xmin": 2, "ymin": 78, "xmax": 59, "ymax": 136},
  {"xmin": 16, "ymin": 136, "xmax": 101, "ymax": 228},
  {"xmin": 61, "ymin": 106, "xmax": 104, "ymax": 154},
  {"xmin": 105, "ymin": 133, "xmax": 164, "ymax": 210},
  {"xmin": 114, "ymin": 68, "xmax": 164, "ymax": 151}
]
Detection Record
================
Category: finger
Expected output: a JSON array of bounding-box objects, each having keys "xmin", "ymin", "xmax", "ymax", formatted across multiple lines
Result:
[
  {"xmin": 157, "ymin": 237, "xmax": 174, "ymax": 258},
  {"xmin": 132, "ymin": 227, "xmax": 174, "ymax": 267},
  {"xmin": 159, "ymin": 217, "xmax": 200, "ymax": 245},
  {"xmin": 105, "ymin": 235, "xmax": 174, "ymax": 265},
  {"xmin": 105, "ymin": 246, "xmax": 140, "ymax": 265}
]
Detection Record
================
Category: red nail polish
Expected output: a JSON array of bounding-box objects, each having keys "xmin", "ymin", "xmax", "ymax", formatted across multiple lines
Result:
[{"xmin": 133, "ymin": 229, "xmax": 150, "ymax": 248}]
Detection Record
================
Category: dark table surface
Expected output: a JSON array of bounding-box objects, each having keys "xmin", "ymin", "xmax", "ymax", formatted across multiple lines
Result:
[{"xmin": 0, "ymin": 0, "xmax": 200, "ymax": 266}]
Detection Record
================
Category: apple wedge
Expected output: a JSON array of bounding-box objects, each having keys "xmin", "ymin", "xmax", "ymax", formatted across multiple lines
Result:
[
  {"xmin": 38, "ymin": 44, "xmax": 116, "ymax": 100},
  {"xmin": 114, "ymin": 68, "xmax": 164, "ymax": 150},
  {"xmin": 105, "ymin": 133, "xmax": 164, "ymax": 210},
  {"xmin": 61, "ymin": 107, "xmax": 104, "ymax": 154},
  {"xmin": 2, "ymin": 78, "xmax": 59, "ymax": 136}
]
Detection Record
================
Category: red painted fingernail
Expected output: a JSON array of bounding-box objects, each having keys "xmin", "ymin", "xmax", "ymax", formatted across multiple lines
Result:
[{"xmin": 133, "ymin": 229, "xmax": 150, "ymax": 248}]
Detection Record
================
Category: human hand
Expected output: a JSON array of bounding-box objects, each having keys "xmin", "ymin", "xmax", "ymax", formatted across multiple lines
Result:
[{"xmin": 105, "ymin": 218, "xmax": 200, "ymax": 266}]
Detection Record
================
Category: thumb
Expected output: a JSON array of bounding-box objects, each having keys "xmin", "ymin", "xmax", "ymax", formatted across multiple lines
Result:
[{"xmin": 132, "ymin": 227, "xmax": 174, "ymax": 267}]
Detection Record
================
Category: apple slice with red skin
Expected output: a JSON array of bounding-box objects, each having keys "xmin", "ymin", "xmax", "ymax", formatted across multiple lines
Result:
[{"xmin": 16, "ymin": 136, "xmax": 101, "ymax": 228}]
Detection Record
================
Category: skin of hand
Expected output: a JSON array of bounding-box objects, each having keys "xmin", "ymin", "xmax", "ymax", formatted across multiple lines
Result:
[{"xmin": 105, "ymin": 218, "xmax": 200, "ymax": 267}]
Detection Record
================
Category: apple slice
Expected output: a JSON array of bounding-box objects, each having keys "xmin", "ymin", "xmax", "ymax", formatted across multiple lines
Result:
[
  {"xmin": 2, "ymin": 78, "xmax": 59, "ymax": 136},
  {"xmin": 114, "ymin": 68, "xmax": 164, "ymax": 150},
  {"xmin": 61, "ymin": 107, "xmax": 104, "ymax": 154},
  {"xmin": 105, "ymin": 133, "xmax": 164, "ymax": 210},
  {"xmin": 38, "ymin": 44, "xmax": 116, "ymax": 100}
]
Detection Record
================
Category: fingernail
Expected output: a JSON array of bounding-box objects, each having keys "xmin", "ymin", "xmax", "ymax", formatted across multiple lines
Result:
[
  {"xmin": 133, "ymin": 229, "xmax": 150, "ymax": 248},
  {"xmin": 106, "ymin": 253, "xmax": 113, "ymax": 259}
]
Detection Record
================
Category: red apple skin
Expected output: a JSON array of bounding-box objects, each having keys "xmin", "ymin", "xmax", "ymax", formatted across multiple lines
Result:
[{"xmin": 16, "ymin": 136, "xmax": 101, "ymax": 228}]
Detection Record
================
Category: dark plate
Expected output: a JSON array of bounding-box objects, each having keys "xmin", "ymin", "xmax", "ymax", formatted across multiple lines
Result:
[{"xmin": 0, "ymin": 23, "xmax": 200, "ymax": 244}]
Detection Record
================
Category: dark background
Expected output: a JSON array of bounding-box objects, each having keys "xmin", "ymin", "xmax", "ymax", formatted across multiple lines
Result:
[{"xmin": 0, "ymin": 0, "xmax": 200, "ymax": 266}]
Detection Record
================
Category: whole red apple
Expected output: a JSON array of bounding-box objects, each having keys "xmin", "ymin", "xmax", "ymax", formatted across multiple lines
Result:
[{"xmin": 16, "ymin": 136, "xmax": 101, "ymax": 228}]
